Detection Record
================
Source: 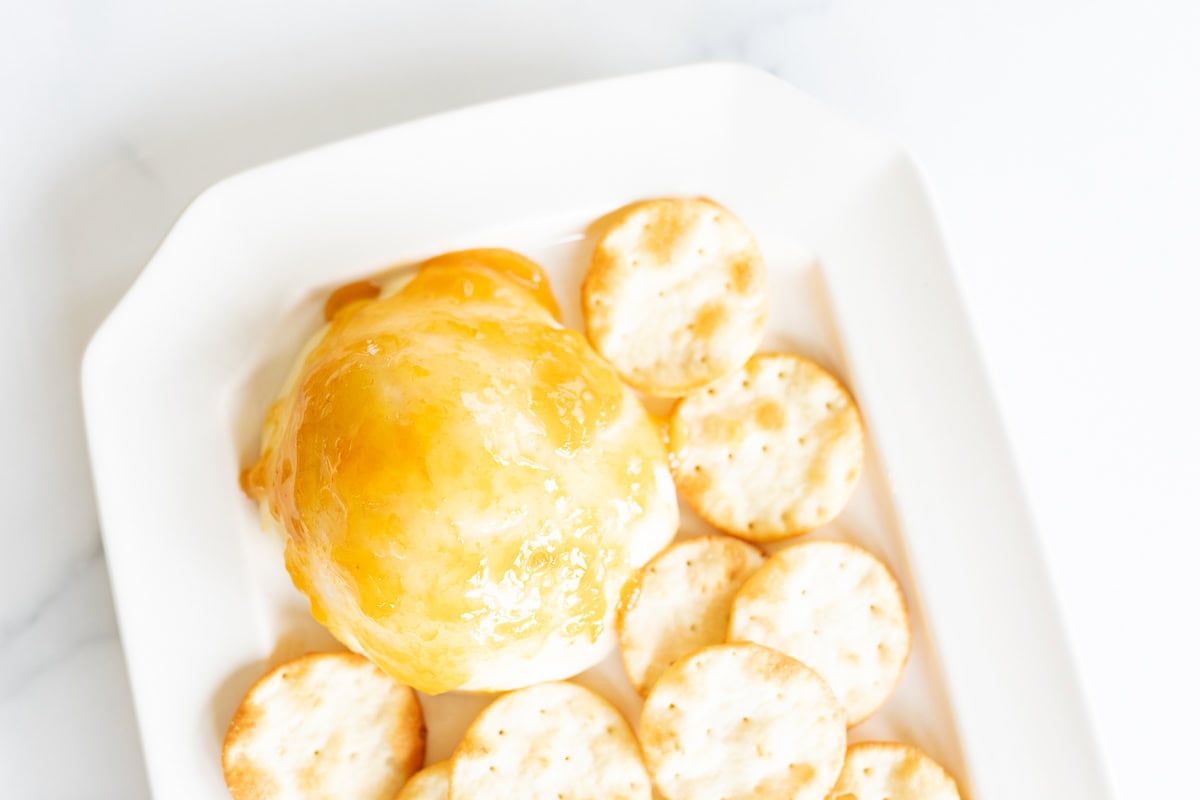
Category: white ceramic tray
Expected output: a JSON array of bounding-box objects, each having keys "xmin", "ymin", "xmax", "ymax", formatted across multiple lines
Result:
[{"xmin": 83, "ymin": 64, "xmax": 1111, "ymax": 799}]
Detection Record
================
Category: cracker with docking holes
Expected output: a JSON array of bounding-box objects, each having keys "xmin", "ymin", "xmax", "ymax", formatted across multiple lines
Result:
[
  {"xmin": 449, "ymin": 682, "xmax": 651, "ymax": 800},
  {"xmin": 618, "ymin": 535, "xmax": 765, "ymax": 695},
  {"xmin": 639, "ymin": 643, "xmax": 845, "ymax": 800},
  {"xmin": 395, "ymin": 760, "xmax": 450, "ymax": 800},
  {"xmin": 668, "ymin": 353, "xmax": 864, "ymax": 541},
  {"xmin": 728, "ymin": 540, "xmax": 910, "ymax": 725},
  {"xmin": 583, "ymin": 197, "xmax": 768, "ymax": 395},
  {"xmin": 829, "ymin": 742, "xmax": 961, "ymax": 800},
  {"xmin": 222, "ymin": 652, "xmax": 425, "ymax": 800}
]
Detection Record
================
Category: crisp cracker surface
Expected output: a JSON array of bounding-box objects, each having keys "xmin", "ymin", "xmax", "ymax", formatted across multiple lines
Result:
[
  {"xmin": 728, "ymin": 541, "xmax": 910, "ymax": 725},
  {"xmin": 828, "ymin": 742, "xmax": 961, "ymax": 800},
  {"xmin": 449, "ymin": 682, "xmax": 651, "ymax": 800},
  {"xmin": 583, "ymin": 197, "xmax": 767, "ymax": 395},
  {"xmin": 618, "ymin": 535, "xmax": 765, "ymax": 695},
  {"xmin": 222, "ymin": 652, "xmax": 425, "ymax": 800},
  {"xmin": 669, "ymin": 353, "xmax": 864, "ymax": 540},
  {"xmin": 639, "ymin": 643, "xmax": 845, "ymax": 800},
  {"xmin": 395, "ymin": 760, "xmax": 450, "ymax": 800}
]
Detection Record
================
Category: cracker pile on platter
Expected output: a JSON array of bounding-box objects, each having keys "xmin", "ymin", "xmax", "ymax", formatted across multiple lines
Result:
[{"xmin": 223, "ymin": 198, "xmax": 963, "ymax": 799}]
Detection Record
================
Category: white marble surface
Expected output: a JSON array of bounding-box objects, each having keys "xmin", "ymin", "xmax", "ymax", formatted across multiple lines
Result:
[{"xmin": 1, "ymin": 1, "xmax": 1196, "ymax": 797}]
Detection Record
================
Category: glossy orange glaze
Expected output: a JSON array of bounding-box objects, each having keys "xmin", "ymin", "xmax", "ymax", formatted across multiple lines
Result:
[
  {"xmin": 247, "ymin": 249, "xmax": 667, "ymax": 693},
  {"xmin": 323, "ymin": 279, "xmax": 382, "ymax": 321},
  {"xmin": 415, "ymin": 248, "xmax": 562, "ymax": 321}
]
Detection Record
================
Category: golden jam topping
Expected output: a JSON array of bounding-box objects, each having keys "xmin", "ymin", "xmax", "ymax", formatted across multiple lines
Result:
[{"xmin": 249, "ymin": 249, "xmax": 668, "ymax": 693}]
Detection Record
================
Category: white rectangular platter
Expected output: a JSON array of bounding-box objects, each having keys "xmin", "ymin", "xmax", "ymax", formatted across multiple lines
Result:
[{"xmin": 83, "ymin": 64, "xmax": 1111, "ymax": 799}]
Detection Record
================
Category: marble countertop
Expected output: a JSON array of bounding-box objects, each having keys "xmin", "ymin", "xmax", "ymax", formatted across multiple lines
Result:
[{"xmin": 2, "ymin": 1, "xmax": 1197, "ymax": 797}]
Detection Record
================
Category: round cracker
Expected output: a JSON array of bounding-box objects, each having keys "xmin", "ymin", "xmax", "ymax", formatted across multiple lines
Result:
[
  {"xmin": 728, "ymin": 541, "xmax": 910, "ymax": 725},
  {"xmin": 668, "ymin": 353, "xmax": 864, "ymax": 541},
  {"xmin": 640, "ymin": 643, "xmax": 845, "ymax": 800},
  {"xmin": 222, "ymin": 651, "xmax": 425, "ymax": 800},
  {"xmin": 396, "ymin": 760, "xmax": 450, "ymax": 800},
  {"xmin": 829, "ymin": 742, "xmax": 961, "ymax": 800},
  {"xmin": 450, "ymin": 681, "xmax": 651, "ymax": 800},
  {"xmin": 618, "ymin": 535, "xmax": 765, "ymax": 695},
  {"xmin": 583, "ymin": 197, "xmax": 768, "ymax": 395}
]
